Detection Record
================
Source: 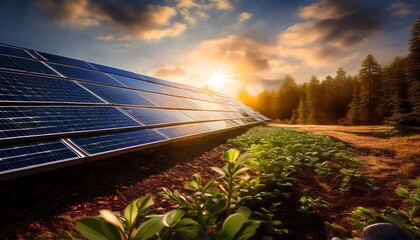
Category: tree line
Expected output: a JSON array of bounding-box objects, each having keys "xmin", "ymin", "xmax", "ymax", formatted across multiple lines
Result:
[{"xmin": 238, "ymin": 17, "xmax": 419, "ymax": 125}]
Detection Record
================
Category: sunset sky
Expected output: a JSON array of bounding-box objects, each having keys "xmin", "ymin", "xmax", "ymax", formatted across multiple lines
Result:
[{"xmin": 0, "ymin": 0, "xmax": 419, "ymax": 95}]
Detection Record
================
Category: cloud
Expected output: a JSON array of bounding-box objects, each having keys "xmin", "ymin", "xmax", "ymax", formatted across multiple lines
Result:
[
  {"xmin": 212, "ymin": 0, "xmax": 233, "ymax": 10},
  {"xmin": 238, "ymin": 12, "xmax": 252, "ymax": 22},
  {"xmin": 278, "ymin": 0, "xmax": 381, "ymax": 66},
  {"xmin": 36, "ymin": 0, "xmax": 101, "ymax": 27},
  {"xmin": 152, "ymin": 66, "xmax": 187, "ymax": 78},
  {"xmin": 150, "ymin": 35, "xmax": 289, "ymax": 93},
  {"xmin": 388, "ymin": 2, "xmax": 414, "ymax": 16},
  {"xmin": 37, "ymin": 0, "xmax": 200, "ymax": 41},
  {"xmin": 176, "ymin": 0, "xmax": 232, "ymax": 10}
]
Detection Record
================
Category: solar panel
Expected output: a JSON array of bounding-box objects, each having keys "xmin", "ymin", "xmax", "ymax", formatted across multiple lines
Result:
[
  {"xmin": 36, "ymin": 51, "xmax": 95, "ymax": 70},
  {"xmin": 89, "ymin": 62, "xmax": 141, "ymax": 79},
  {"xmin": 181, "ymin": 110, "xmax": 232, "ymax": 121},
  {"xmin": 156, "ymin": 123, "xmax": 210, "ymax": 139},
  {"xmin": 165, "ymin": 110, "xmax": 195, "ymax": 122},
  {"xmin": 0, "ymin": 55, "xmax": 58, "ymax": 76},
  {"xmin": 0, "ymin": 42, "xmax": 268, "ymax": 179},
  {"xmin": 121, "ymin": 107, "xmax": 185, "ymax": 125},
  {"xmin": 0, "ymin": 106, "xmax": 141, "ymax": 141},
  {"xmin": 138, "ymin": 91, "xmax": 194, "ymax": 109},
  {"xmin": 80, "ymin": 82, "xmax": 156, "ymax": 106},
  {"xmin": 71, "ymin": 129, "xmax": 168, "ymax": 156},
  {"xmin": 187, "ymin": 98, "xmax": 232, "ymax": 111},
  {"xmin": 50, "ymin": 63, "xmax": 124, "ymax": 86},
  {"xmin": 0, "ymin": 140, "xmax": 81, "ymax": 174},
  {"xmin": 0, "ymin": 45, "xmax": 33, "ymax": 59},
  {"xmin": 202, "ymin": 120, "xmax": 239, "ymax": 131},
  {"xmin": 0, "ymin": 71, "xmax": 103, "ymax": 103},
  {"xmin": 109, "ymin": 74, "xmax": 165, "ymax": 93}
]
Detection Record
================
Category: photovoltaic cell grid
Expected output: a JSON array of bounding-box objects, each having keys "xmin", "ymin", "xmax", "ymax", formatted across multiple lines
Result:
[
  {"xmin": 0, "ymin": 106, "xmax": 140, "ymax": 140},
  {"xmin": 0, "ymin": 71, "xmax": 103, "ymax": 103},
  {"xmin": 0, "ymin": 45, "xmax": 33, "ymax": 59},
  {"xmin": 71, "ymin": 129, "xmax": 168, "ymax": 156},
  {"xmin": 0, "ymin": 140, "xmax": 81, "ymax": 173},
  {"xmin": 0, "ymin": 43, "xmax": 269, "ymax": 179}
]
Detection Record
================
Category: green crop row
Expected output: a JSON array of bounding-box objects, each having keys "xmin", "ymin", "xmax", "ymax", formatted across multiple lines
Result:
[{"xmin": 66, "ymin": 127, "xmax": 418, "ymax": 239}]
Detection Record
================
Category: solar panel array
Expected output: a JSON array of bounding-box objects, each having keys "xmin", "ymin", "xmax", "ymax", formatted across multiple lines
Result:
[{"xmin": 0, "ymin": 43, "xmax": 269, "ymax": 180}]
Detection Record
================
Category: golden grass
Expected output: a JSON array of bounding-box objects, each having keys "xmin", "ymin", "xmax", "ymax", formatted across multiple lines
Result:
[{"xmin": 270, "ymin": 124, "xmax": 419, "ymax": 161}]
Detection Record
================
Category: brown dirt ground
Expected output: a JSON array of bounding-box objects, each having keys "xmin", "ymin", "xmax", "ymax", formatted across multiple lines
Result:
[{"xmin": 0, "ymin": 125, "xmax": 419, "ymax": 239}]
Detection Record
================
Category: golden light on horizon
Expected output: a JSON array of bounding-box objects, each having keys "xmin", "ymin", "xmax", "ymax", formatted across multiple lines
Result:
[{"xmin": 202, "ymin": 66, "xmax": 236, "ymax": 91}]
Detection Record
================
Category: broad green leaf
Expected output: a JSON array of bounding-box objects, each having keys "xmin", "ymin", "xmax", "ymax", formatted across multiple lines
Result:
[
  {"xmin": 162, "ymin": 209, "xmax": 185, "ymax": 227},
  {"xmin": 203, "ymin": 180, "xmax": 215, "ymax": 192},
  {"xmin": 224, "ymin": 149, "xmax": 240, "ymax": 163},
  {"xmin": 136, "ymin": 195, "xmax": 154, "ymax": 213},
  {"xmin": 395, "ymin": 187, "xmax": 410, "ymax": 198},
  {"xmin": 240, "ymin": 225, "xmax": 257, "ymax": 240},
  {"xmin": 133, "ymin": 216, "xmax": 164, "ymax": 240},
  {"xmin": 76, "ymin": 217, "xmax": 122, "ymax": 240},
  {"xmin": 211, "ymin": 167, "xmax": 226, "ymax": 177},
  {"xmin": 124, "ymin": 200, "xmax": 138, "ymax": 228},
  {"xmin": 220, "ymin": 213, "xmax": 245, "ymax": 239},
  {"xmin": 236, "ymin": 206, "xmax": 251, "ymax": 221},
  {"xmin": 99, "ymin": 210, "xmax": 124, "ymax": 232}
]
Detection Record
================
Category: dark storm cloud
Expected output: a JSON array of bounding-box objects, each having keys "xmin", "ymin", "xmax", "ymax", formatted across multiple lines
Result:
[
  {"xmin": 280, "ymin": 0, "xmax": 382, "ymax": 64},
  {"xmin": 314, "ymin": 8, "xmax": 381, "ymax": 49},
  {"xmin": 36, "ymin": 0, "xmax": 186, "ymax": 40}
]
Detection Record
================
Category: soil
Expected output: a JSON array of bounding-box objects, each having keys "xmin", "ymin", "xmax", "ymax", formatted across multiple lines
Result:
[{"xmin": 0, "ymin": 125, "xmax": 419, "ymax": 239}]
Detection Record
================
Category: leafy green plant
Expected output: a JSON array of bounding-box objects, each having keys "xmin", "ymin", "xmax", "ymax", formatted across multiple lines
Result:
[
  {"xmin": 160, "ymin": 149, "xmax": 261, "ymax": 239},
  {"xmin": 75, "ymin": 195, "xmax": 192, "ymax": 240},
  {"xmin": 254, "ymin": 202, "xmax": 288, "ymax": 236},
  {"xmin": 339, "ymin": 168, "xmax": 362, "ymax": 192},
  {"xmin": 347, "ymin": 178, "xmax": 420, "ymax": 237},
  {"xmin": 298, "ymin": 191, "xmax": 330, "ymax": 215}
]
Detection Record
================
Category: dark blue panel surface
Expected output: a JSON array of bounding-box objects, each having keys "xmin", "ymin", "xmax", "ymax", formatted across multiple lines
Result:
[
  {"xmin": 71, "ymin": 129, "xmax": 168, "ymax": 155},
  {"xmin": 139, "ymin": 91, "xmax": 194, "ymax": 109},
  {"xmin": 0, "ymin": 71, "xmax": 103, "ymax": 103},
  {"xmin": 0, "ymin": 106, "xmax": 141, "ymax": 140},
  {"xmin": 0, "ymin": 140, "xmax": 80, "ymax": 173},
  {"xmin": 109, "ymin": 74, "xmax": 164, "ymax": 93},
  {"xmin": 165, "ymin": 110, "xmax": 194, "ymax": 122},
  {"xmin": 0, "ymin": 55, "xmax": 58, "ymax": 76},
  {"xmin": 81, "ymin": 82, "xmax": 156, "ymax": 106},
  {"xmin": 157, "ymin": 123, "xmax": 210, "ymax": 139},
  {"xmin": 90, "ymin": 62, "xmax": 140, "ymax": 79},
  {"xmin": 122, "ymin": 107, "xmax": 183, "ymax": 125},
  {"xmin": 36, "ymin": 51, "xmax": 95, "ymax": 69},
  {"xmin": 50, "ymin": 63, "xmax": 123, "ymax": 86},
  {"xmin": 0, "ymin": 45, "xmax": 33, "ymax": 59}
]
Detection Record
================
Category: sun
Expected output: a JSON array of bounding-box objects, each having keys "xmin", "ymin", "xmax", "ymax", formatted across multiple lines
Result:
[
  {"xmin": 208, "ymin": 71, "xmax": 227, "ymax": 89},
  {"xmin": 203, "ymin": 68, "xmax": 235, "ymax": 91}
]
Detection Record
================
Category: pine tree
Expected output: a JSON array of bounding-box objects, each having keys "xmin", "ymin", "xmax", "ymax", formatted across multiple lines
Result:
[
  {"xmin": 404, "ymin": 17, "xmax": 420, "ymax": 124},
  {"xmin": 277, "ymin": 75, "xmax": 300, "ymax": 121},
  {"xmin": 345, "ymin": 76, "xmax": 363, "ymax": 125},
  {"xmin": 358, "ymin": 54, "xmax": 383, "ymax": 124},
  {"xmin": 307, "ymin": 76, "xmax": 320, "ymax": 124}
]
